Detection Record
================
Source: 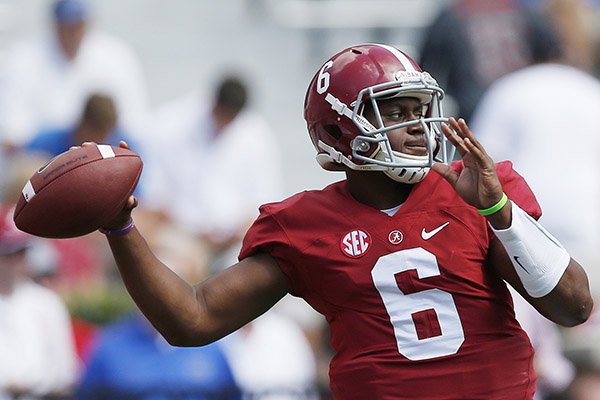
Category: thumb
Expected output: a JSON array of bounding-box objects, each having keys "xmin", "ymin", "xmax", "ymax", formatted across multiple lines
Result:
[
  {"xmin": 125, "ymin": 195, "xmax": 138, "ymax": 211},
  {"xmin": 431, "ymin": 162, "xmax": 459, "ymax": 187},
  {"xmin": 102, "ymin": 195, "xmax": 138, "ymax": 230}
]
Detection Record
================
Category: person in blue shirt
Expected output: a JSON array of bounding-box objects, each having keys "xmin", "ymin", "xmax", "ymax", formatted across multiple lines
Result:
[
  {"xmin": 25, "ymin": 93, "xmax": 145, "ymax": 197},
  {"xmin": 26, "ymin": 93, "xmax": 131, "ymax": 157},
  {"xmin": 73, "ymin": 311, "xmax": 241, "ymax": 400}
]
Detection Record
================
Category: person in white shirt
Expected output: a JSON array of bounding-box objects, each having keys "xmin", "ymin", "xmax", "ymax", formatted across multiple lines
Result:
[
  {"xmin": 470, "ymin": 41, "xmax": 600, "ymax": 400},
  {"xmin": 143, "ymin": 75, "xmax": 284, "ymax": 271},
  {"xmin": 222, "ymin": 310, "xmax": 319, "ymax": 400},
  {"xmin": 470, "ymin": 53, "xmax": 600, "ymax": 297},
  {"xmin": 0, "ymin": 0, "xmax": 149, "ymax": 152},
  {"xmin": 0, "ymin": 205, "xmax": 78, "ymax": 400},
  {"xmin": 141, "ymin": 79, "xmax": 322, "ymax": 397}
]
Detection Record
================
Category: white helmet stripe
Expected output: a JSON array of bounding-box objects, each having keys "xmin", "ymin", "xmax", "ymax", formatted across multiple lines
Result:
[{"xmin": 376, "ymin": 44, "xmax": 417, "ymax": 72}]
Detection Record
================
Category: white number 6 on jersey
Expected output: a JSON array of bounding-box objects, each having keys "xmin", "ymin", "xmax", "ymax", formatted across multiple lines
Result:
[{"xmin": 371, "ymin": 247, "xmax": 465, "ymax": 361}]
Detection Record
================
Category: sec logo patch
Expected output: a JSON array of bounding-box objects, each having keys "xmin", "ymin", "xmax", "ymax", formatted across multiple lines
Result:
[{"xmin": 340, "ymin": 229, "xmax": 371, "ymax": 258}]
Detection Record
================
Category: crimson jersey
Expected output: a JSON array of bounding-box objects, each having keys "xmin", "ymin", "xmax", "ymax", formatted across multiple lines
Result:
[{"xmin": 240, "ymin": 161, "xmax": 541, "ymax": 399}]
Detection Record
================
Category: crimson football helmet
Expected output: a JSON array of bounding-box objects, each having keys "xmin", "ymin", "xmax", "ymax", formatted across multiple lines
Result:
[{"xmin": 304, "ymin": 43, "xmax": 454, "ymax": 184}]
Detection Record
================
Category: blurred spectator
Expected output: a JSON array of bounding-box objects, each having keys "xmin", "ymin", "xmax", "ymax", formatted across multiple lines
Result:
[
  {"xmin": 74, "ymin": 224, "xmax": 240, "ymax": 400},
  {"xmin": 544, "ymin": 0, "xmax": 597, "ymax": 74},
  {"xmin": 469, "ymin": 33, "xmax": 600, "ymax": 297},
  {"xmin": 24, "ymin": 92, "xmax": 145, "ymax": 206},
  {"xmin": 151, "ymin": 101, "xmax": 327, "ymax": 394},
  {"xmin": 1, "ymin": 150, "xmax": 108, "ymax": 297},
  {"xmin": 510, "ymin": 288, "xmax": 576, "ymax": 399},
  {"xmin": 26, "ymin": 93, "xmax": 128, "ymax": 157},
  {"xmin": 0, "ymin": 205, "xmax": 78, "ymax": 400},
  {"xmin": 73, "ymin": 312, "xmax": 240, "ymax": 400},
  {"xmin": 418, "ymin": 0, "xmax": 558, "ymax": 121},
  {"xmin": 222, "ymin": 311, "xmax": 319, "ymax": 400},
  {"xmin": 143, "ymin": 74, "xmax": 284, "ymax": 272},
  {"xmin": 470, "ymin": 27, "xmax": 600, "ymax": 399},
  {"xmin": 565, "ymin": 367, "xmax": 600, "ymax": 400},
  {"xmin": 24, "ymin": 237, "xmax": 102, "ymax": 368},
  {"xmin": 0, "ymin": 0, "xmax": 149, "ymax": 152},
  {"xmin": 561, "ymin": 306, "xmax": 600, "ymax": 391},
  {"xmin": 1, "ymin": 151, "xmax": 108, "ymax": 369},
  {"xmin": 518, "ymin": 0, "xmax": 600, "ymax": 74}
]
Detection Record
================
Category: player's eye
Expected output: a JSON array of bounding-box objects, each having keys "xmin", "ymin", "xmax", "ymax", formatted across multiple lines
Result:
[
  {"xmin": 384, "ymin": 109, "xmax": 422, "ymax": 122},
  {"xmin": 386, "ymin": 112, "xmax": 406, "ymax": 121}
]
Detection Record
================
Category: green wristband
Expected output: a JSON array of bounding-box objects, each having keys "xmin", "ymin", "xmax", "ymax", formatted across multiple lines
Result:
[{"xmin": 477, "ymin": 192, "xmax": 509, "ymax": 216}]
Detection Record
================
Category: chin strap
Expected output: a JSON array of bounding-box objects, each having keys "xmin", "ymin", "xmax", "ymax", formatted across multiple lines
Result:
[
  {"xmin": 317, "ymin": 140, "xmax": 384, "ymax": 171},
  {"xmin": 317, "ymin": 140, "xmax": 431, "ymax": 184}
]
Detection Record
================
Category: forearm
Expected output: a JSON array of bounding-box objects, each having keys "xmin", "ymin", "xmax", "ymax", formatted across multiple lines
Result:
[
  {"xmin": 106, "ymin": 227, "xmax": 207, "ymax": 344},
  {"xmin": 487, "ymin": 202, "xmax": 593, "ymax": 326},
  {"xmin": 105, "ymin": 227, "xmax": 289, "ymax": 346}
]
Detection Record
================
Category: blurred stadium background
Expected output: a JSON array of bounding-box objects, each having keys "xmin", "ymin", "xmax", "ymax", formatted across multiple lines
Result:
[{"xmin": 0, "ymin": 0, "xmax": 451, "ymax": 198}]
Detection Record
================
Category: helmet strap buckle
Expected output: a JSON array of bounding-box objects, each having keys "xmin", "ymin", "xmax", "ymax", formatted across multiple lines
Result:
[{"xmin": 325, "ymin": 93, "xmax": 350, "ymax": 116}]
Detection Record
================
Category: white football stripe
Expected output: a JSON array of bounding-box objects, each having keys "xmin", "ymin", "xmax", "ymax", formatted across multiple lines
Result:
[
  {"xmin": 97, "ymin": 144, "xmax": 116, "ymax": 159},
  {"xmin": 22, "ymin": 180, "xmax": 36, "ymax": 202},
  {"xmin": 376, "ymin": 44, "xmax": 417, "ymax": 72}
]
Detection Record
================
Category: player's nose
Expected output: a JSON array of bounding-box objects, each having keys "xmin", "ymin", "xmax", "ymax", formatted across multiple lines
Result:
[{"xmin": 406, "ymin": 119, "xmax": 425, "ymax": 135}]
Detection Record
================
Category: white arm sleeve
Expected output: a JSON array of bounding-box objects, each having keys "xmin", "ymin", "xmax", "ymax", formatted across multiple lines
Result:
[{"xmin": 491, "ymin": 201, "xmax": 570, "ymax": 298}]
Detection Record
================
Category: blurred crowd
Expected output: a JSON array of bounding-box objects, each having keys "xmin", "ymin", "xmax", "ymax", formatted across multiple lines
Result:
[{"xmin": 1, "ymin": 0, "xmax": 600, "ymax": 399}]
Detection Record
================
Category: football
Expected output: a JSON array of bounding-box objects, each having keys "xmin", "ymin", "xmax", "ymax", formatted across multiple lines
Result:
[{"xmin": 14, "ymin": 144, "xmax": 143, "ymax": 238}]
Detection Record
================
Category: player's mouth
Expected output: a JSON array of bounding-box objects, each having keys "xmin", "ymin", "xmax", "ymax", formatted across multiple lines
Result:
[{"xmin": 404, "ymin": 142, "xmax": 428, "ymax": 156}]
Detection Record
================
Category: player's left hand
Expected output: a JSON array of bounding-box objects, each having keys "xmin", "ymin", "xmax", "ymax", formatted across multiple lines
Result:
[{"xmin": 431, "ymin": 117, "xmax": 504, "ymax": 210}]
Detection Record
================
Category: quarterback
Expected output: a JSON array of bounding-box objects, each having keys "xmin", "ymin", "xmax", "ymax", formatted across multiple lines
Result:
[{"xmin": 100, "ymin": 44, "xmax": 592, "ymax": 399}]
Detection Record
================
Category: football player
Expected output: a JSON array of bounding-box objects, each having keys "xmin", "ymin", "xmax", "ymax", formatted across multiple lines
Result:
[{"xmin": 99, "ymin": 44, "xmax": 592, "ymax": 399}]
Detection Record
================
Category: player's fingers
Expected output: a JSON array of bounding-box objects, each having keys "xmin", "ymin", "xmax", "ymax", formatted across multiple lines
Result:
[
  {"xmin": 460, "ymin": 129, "xmax": 495, "ymax": 169},
  {"xmin": 455, "ymin": 119, "xmax": 491, "ymax": 156},
  {"xmin": 448, "ymin": 118, "xmax": 495, "ymax": 166},
  {"xmin": 447, "ymin": 117, "xmax": 470, "ymax": 140},
  {"xmin": 126, "ymin": 195, "xmax": 138, "ymax": 211},
  {"xmin": 441, "ymin": 121, "xmax": 468, "ymax": 156},
  {"xmin": 462, "ymin": 137, "xmax": 487, "ymax": 165},
  {"xmin": 119, "ymin": 140, "xmax": 130, "ymax": 150},
  {"xmin": 70, "ymin": 141, "xmax": 99, "ymax": 151},
  {"xmin": 431, "ymin": 162, "xmax": 459, "ymax": 187},
  {"xmin": 448, "ymin": 118, "xmax": 476, "ymax": 143},
  {"xmin": 100, "ymin": 196, "xmax": 138, "ymax": 232}
]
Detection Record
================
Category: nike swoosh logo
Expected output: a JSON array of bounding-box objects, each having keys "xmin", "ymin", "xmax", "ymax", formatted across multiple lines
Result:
[
  {"xmin": 421, "ymin": 222, "xmax": 450, "ymax": 240},
  {"xmin": 513, "ymin": 256, "xmax": 530, "ymax": 274}
]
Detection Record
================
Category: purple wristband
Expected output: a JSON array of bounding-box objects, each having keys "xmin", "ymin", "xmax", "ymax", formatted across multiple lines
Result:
[{"xmin": 99, "ymin": 219, "xmax": 135, "ymax": 236}]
